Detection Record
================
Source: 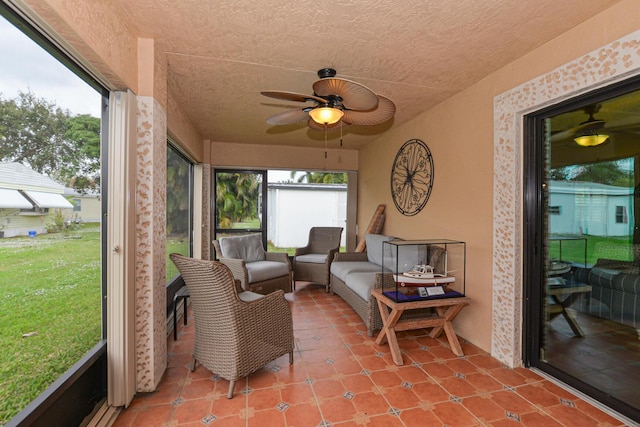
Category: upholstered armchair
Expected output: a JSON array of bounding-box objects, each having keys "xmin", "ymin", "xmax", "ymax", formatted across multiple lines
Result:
[
  {"xmin": 293, "ymin": 227, "xmax": 343, "ymax": 291},
  {"xmin": 212, "ymin": 233, "xmax": 292, "ymax": 294},
  {"xmin": 169, "ymin": 253, "xmax": 294, "ymax": 399}
]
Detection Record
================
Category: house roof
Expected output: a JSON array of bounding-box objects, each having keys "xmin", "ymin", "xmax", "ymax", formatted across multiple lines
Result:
[
  {"xmin": 105, "ymin": 0, "xmax": 619, "ymax": 150},
  {"xmin": 0, "ymin": 162, "xmax": 65, "ymax": 193}
]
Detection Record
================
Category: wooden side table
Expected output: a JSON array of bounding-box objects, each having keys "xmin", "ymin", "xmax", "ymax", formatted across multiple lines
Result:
[
  {"xmin": 371, "ymin": 288, "xmax": 471, "ymax": 365},
  {"xmin": 548, "ymin": 284, "xmax": 592, "ymax": 336}
]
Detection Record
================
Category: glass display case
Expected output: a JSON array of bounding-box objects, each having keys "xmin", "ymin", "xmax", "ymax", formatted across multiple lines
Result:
[{"xmin": 382, "ymin": 239, "xmax": 466, "ymax": 302}]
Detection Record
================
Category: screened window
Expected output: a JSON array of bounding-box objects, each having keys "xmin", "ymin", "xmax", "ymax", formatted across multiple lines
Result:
[
  {"xmin": 0, "ymin": 8, "xmax": 104, "ymax": 425},
  {"xmin": 166, "ymin": 143, "xmax": 193, "ymax": 283}
]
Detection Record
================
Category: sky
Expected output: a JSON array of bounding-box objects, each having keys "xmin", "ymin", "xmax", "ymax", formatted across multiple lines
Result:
[
  {"xmin": 0, "ymin": 17, "xmax": 101, "ymax": 117},
  {"xmin": 0, "ymin": 15, "xmax": 303, "ymax": 183}
]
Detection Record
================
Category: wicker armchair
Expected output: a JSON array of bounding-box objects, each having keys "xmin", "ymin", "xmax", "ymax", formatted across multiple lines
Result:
[
  {"xmin": 169, "ymin": 253, "xmax": 294, "ymax": 399},
  {"xmin": 212, "ymin": 233, "xmax": 292, "ymax": 295},
  {"xmin": 293, "ymin": 227, "xmax": 343, "ymax": 292}
]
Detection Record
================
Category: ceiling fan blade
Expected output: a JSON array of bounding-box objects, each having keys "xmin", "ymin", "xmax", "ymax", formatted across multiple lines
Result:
[
  {"xmin": 261, "ymin": 90, "xmax": 325, "ymax": 104},
  {"xmin": 312, "ymin": 78, "xmax": 379, "ymax": 110},
  {"xmin": 342, "ymin": 96, "xmax": 396, "ymax": 126},
  {"xmin": 266, "ymin": 109, "xmax": 310, "ymax": 125},
  {"xmin": 307, "ymin": 118, "xmax": 351, "ymax": 132}
]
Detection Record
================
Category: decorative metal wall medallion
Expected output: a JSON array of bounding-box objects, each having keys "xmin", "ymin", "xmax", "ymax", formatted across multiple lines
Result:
[{"xmin": 390, "ymin": 139, "xmax": 434, "ymax": 216}]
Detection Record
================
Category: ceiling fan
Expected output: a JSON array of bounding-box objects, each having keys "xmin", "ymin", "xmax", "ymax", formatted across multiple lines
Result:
[
  {"xmin": 261, "ymin": 68, "xmax": 395, "ymax": 130},
  {"xmin": 551, "ymin": 104, "xmax": 609, "ymax": 146}
]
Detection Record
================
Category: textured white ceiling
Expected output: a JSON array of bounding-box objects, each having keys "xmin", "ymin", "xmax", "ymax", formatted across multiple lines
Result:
[{"xmin": 114, "ymin": 0, "xmax": 620, "ymax": 149}]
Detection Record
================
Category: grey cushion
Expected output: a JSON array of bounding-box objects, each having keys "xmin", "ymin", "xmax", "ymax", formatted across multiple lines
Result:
[
  {"xmin": 219, "ymin": 233, "xmax": 265, "ymax": 262},
  {"xmin": 246, "ymin": 260, "xmax": 289, "ymax": 283},
  {"xmin": 296, "ymin": 254, "xmax": 327, "ymax": 264},
  {"xmin": 238, "ymin": 291, "xmax": 265, "ymax": 302},
  {"xmin": 365, "ymin": 234, "xmax": 395, "ymax": 266},
  {"xmin": 392, "ymin": 245, "xmax": 425, "ymax": 272},
  {"xmin": 330, "ymin": 261, "xmax": 382, "ymax": 282},
  {"xmin": 345, "ymin": 272, "xmax": 377, "ymax": 301}
]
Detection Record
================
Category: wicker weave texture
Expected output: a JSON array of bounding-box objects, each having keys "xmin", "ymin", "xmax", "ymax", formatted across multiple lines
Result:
[
  {"xmin": 294, "ymin": 227, "xmax": 343, "ymax": 290},
  {"xmin": 169, "ymin": 254, "xmax": 294, "ymax": 387},
  {"xmin": 330, "ymin": 253, "xmax": 433, "ymax": 336}
]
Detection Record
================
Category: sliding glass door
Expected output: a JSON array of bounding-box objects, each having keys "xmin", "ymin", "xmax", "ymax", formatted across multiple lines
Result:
[{"xmin": 525, "ymin": 79, "xmax": 640, "ymax": 422}]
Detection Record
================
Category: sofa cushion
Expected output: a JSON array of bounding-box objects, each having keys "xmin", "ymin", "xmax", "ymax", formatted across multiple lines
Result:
[
  {"xmin": 296, "ymin": 254, "xmax": 327, "ymax": 264},
  {"xmin": 594, "ymin": 258, "xmax": 639, "ymax": 275},
  {"xmin": 219, "ymin": 233, "xmax": 265, "ymax": 262},
  {"xmin": 589, "ymin": 267, "xmax": 619, "ymax": 289},
  {"xmin": 345, "ymin": 272, "xmax": 377, "ymax": 301},
  {"xmin": 365, "ymin": 234, "xmax": 395, "ymax": 266},
  {"xmin": 392, "ymin": 245, "xmax": 426, "ymax": 272},
  {"xmin": 246, "ymin": 260, "xmax": 289, "ymax": 283},
  {"xmin": 331, "ymin": 261, "xmax": 381, "ymax": 282}
]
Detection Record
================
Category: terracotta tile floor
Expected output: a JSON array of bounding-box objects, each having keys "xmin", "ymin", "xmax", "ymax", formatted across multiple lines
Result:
[{"xmin": 112, "ymin": 283, "xmax": 628, "ymax": 427}]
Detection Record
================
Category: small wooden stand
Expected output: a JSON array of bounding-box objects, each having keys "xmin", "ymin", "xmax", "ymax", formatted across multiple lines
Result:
[{"xmin": 371, "ymin": 288, "xmax": 470, "ymax": 365}]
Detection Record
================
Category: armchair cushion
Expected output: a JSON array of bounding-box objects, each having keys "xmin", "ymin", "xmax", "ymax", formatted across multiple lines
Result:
[
  {"xmin": 219, "ymin": 233, "xmax": 265, "ymax": 262},
  {"xmin": 295, "ymin": 253, "xmax": 328, "ymax": 264},
  {"xmin": 246, "ymin": 260, "xmax": 290, "ymax": 283}
]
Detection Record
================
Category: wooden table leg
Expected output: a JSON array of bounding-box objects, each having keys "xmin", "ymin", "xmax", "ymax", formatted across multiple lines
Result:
[
  {"xmin": 375, "ymin": 299, "xmax": 405, "ymax": 365},
  {"xmin": 429, "ymin": 304, "xmax": 466, "ymax": 356},
  {"xmin": 551, "ymin": 295, "xmax": 585, "ymax": 337}
]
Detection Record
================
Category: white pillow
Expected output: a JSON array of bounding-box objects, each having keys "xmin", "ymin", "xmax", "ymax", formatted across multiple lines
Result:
[
  {"xmin": 219, "ymin": 233, "xmax": 265, "ymax": 262},
  {"xmin": 365, "ymin": 234, "xmax": 395, "ymax": 266}
]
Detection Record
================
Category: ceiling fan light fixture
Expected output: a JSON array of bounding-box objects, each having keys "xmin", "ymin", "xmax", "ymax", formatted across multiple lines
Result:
[
  {"xmin": 309, "ymin": 106, "xmax": 344, "ymax": 125},
  {"xmin": 574, "ymin": 133, "xmax": 609, "ymax": 147}
]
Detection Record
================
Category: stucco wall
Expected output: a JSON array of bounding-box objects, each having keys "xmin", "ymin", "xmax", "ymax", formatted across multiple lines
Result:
[{"xmin": 358, "ymin": 0, "xmax": 640, "ymax": 356}]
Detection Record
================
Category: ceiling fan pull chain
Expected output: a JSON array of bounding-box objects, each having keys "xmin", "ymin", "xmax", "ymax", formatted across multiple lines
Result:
[
  {"xmin": 324, "ymin": 123, "xmax": 328, "ymax": 158},
  {"xmin": 340, "ymin": 121, "xmax": 343, "ymax": 147}
]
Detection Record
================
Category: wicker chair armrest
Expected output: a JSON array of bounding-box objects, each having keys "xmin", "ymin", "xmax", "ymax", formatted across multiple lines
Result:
[
  {"xmin": 240, "ymin": 290, "xmax": 293, "ymax": 343},
  {"xmin": 373, "ymin": 272, "xmax": 395, "ymax": 289},
  {"xmin": 219, "ymin": 257, "xmax": 250, "ymax": 290},
  {"xmin": 333, "ymin": 252, "xmax": 369, "ymax": 262},
  {"xmin": 265, "ymin": 252, "xmax": 292, "ymax": 271},
  {"xmin": 294, "ymin": 245, "xmax": 312, "ymax": 256},
  {"xmin": 327, "ymin": 247, "xmax": 340, "ymax": 259},
  {"xmin": 234, "ymin": 279, "xmax": 243, "ymax": 294}
]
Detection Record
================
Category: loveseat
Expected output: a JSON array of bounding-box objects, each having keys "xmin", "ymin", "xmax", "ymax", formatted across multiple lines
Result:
[
  {"xmin": 329, "ymin": 234, "xmax": 445, "ymax": 336},
  {"xmin": 572, "ymin": 258, "xmax": 640, "ymax": 329}
]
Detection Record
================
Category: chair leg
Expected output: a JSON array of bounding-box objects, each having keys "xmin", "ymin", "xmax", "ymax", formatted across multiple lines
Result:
[
  {"xmin": 289, "ymin": 351, "xmax": 294, "ymax": 365},
  {"xmin": 227, "ymin": 380, "xmax": 235, "ymax": 399},
  {"xmin": 190, "ymin": 356, "xmax": 197, "ymax": 372}
]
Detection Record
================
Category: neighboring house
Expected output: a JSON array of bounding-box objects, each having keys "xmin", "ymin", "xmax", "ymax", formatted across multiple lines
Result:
[
  {"xmin": 548, "ymin": 180, "xmax": 634, "ymax": 237},
  {"xmin": 266, "ymin": 182, "xmax": 347, "ymax": 248},
  {"xmin": 0, "ymin": 162, "xmax": 74, "ymax": 237},
  {"xmin": 64, "ymin": 187, "xmax": 101, "ymax": 223}
]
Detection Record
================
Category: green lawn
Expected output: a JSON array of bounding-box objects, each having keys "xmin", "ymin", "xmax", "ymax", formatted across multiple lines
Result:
[
  {"xmin": 548, "ymin": 234, "xmax": 633, "ymax": 265},
  {"xmin": 0, "ymin": 224, "xmax": 102, "ymax": 424}
]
